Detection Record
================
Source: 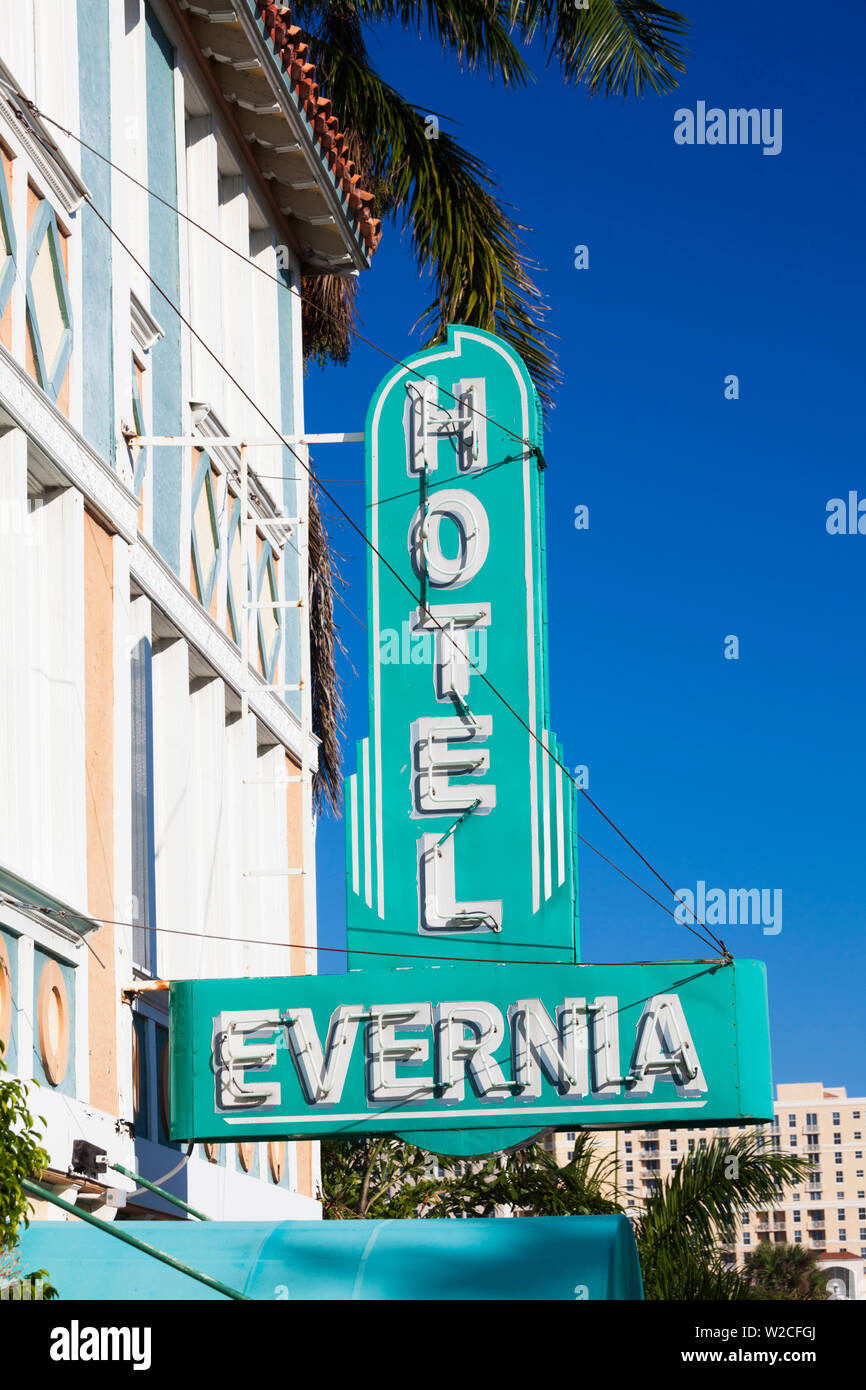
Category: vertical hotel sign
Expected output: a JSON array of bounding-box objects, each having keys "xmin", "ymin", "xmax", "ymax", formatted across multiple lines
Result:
[{"xmin": 344, "ymin": 326, "xmax": 578, "ymax": 966}]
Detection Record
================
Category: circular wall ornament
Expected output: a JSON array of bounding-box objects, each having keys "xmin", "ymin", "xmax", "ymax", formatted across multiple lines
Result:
[
  {"xmin": 268, "ymin": 1141, "xmax": 286, "ymax": 1183},
  {"xmin": 0, "ymin": 936, "xmax": 12, "ymax": 1054},
  {"xmin": 237, "ymin": 1142, "xmax": 255, "ymax": 1172},
  {"xmin": 37, "ymin": 958, "xmax": 69, "ymax": 1086}
]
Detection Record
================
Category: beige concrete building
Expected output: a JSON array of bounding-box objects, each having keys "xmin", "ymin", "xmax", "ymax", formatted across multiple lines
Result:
[{"xmin": 546, "ymin": 1083, "xmax": 866, "ymax": 1300}]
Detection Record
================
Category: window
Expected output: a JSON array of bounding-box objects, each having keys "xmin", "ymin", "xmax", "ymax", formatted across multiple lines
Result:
[
  {"xmin": 773, "ymin": 1232, "xmax": 786, "ymax": 1243},
  {"xmin": 699, "ymin": 1139, "xmax": 707, "ymax": 1150},
  {"xmin": 624, "ymin": 1142, "xmax": 632, "ymax": 1154},
  {"xmin": 688, "ymin": 1140, "xmax": 695, "ymax": 1152},
  {"xmin": 809, "ymin": 1192, "xmax": 822, "ymax": 1201},
  {"xmin": 0, "ymin": 141, "xmax": 16, "ymax": 345},
  {"xmin": 566, "ymin": 1132, "xmax": 575, "ymax": 1141},
  {"xmin": 742, "ymin": 1234, "xmax": 751, "ymax": 1246},
  {"xmin": 859, "ymin": 1209, "xmax": 865, "ymax": 1221},
  {"xmin": 670, "ymin": 1140, "xmax": 678, "ymax": 1152},
  {"xmin": 806, "ymin": 1113, "xmax": 818, "ymax": 1127},
  {"xmin": 625, "ymin": 1161, "xmax": 633, "ymax": 1173},
  {"xmin": 25, "ymin": 188, "xmax": 74, "ymax": 410},
  {"xmin": 788, "ymin": 1115, "xmax": 796, "ymax": 1127},
  {"xmin": 190, "ymin": 452, "xmax": 222, "ymax": 613},
  {"xmin": 835, "ymin": 1152, "xmax": 843, "ymax": 1163},
  {"xmin": 625, "ymin": 1180, "xmax": 634, "ymax": 1192},
  {"xmin": 861, "ymin": 1228, "xmax": 866, "ymax": 1240},
  {"xmin": 836, "ymin": 1173, "xmax": 844, "ymax": 1183},
  {"xmin": 834, "ymin": 1133, "xmax": 841, "ymax": 1144},
  {"xmin": 670, "ymin": 1158, "xmax": 679, "ymax": 1170},
  {"xmin": 789, "ymin": 1136, "xmax": 798, "ymax": 1148},
  {"xmin": 794, "ymin": 1231, "xmax": 802, "ymax": 1243},
  {"xmin": 806, "ymin": 1135, "xmax": 819, "ymax": 1148},
  {"xmin": 832, "ymin": 1112, "xmax": 840, "ymax": 1126},
  {"xmin": 839, "ymin": 1229, "xmax": 847, "ymax": 1241},
  {"xmin": 854, "ymin": 1113, "xmax": 861, "ymax": 1120},
  {"xmin": 857, "ymin": 1133, "xmax": 863, "ymax": 1141},
  {"xmin": 793, "ymin": 1212, "xmax": 801, "ymax": 1223},
  {"xmin": 793, "ymin": 1193, "xmax": 801, "ymax": 1201},
  {"xmin": 856, "ymin": 1152, "xmax": 863, "ymax": 1160}
]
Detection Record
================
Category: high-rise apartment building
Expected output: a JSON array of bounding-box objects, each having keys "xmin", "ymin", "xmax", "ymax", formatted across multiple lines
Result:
[{"xmin": 546, "ymin": 1083, "xmax": 866, "ymax": 1300}]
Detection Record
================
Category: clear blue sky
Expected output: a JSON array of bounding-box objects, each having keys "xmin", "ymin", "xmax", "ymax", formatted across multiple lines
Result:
[{"xmin": 304, "ymin": 0, "xmax": 866, "ymax": 1096}]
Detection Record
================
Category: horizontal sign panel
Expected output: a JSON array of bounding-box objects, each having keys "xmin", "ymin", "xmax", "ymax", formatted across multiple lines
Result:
[{"xmin": 169, "ymin": 959, "xmax": 773, "ymax": 1157}]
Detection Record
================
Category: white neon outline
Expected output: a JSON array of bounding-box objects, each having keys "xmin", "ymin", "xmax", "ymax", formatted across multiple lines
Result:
[{"xmin": 222, "ymin": 1099, "xmax": 709, "ymax": 1125}]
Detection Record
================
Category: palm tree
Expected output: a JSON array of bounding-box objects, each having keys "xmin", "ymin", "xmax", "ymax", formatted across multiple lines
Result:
[
  {"xmin": 288, "ymin": 0, "xmax": 690, "ymax": 400},
  {"xmin": 743, "ymin": 1242, "xmax": 829, "ymax": 1302},
  {"xmin": 320, "ymin": 1134, "xmax": 617, "ymax": 1218},
  {"xmin": 633, "ymin": 1136, "xmax": 811, "ymax": 1300}
]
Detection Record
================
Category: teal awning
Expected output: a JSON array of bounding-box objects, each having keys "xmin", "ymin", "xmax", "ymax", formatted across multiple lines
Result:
[{"xmin": 17, "ymin": 1215, "xmax": 643, "ymax": 1300}]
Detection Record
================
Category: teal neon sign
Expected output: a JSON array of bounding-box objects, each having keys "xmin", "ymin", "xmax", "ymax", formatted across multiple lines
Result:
[
  {"xmin": 167, "ymin": 327, "xmax": 774, "ymax": 1157},
  {"xmin": 344, "ymin": 326, "xmax": 578, "ymax": 967},
  {"xmin": 169, "ymin": 960, "xmax": 773, "ymax": 1155}
]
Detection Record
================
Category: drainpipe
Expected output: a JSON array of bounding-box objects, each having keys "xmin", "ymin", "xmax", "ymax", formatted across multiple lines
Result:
[{"xmin": 21, "ymin": 1179, "xmax": 248, "ymax": 1301}]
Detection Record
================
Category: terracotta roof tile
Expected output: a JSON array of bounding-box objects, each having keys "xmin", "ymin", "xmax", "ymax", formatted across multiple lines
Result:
[{"xmin": 253, "ymin": 0, "xmax": 379, "ymax": 258}]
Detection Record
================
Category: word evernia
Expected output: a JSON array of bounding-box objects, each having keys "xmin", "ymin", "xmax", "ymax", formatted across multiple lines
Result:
[{"xmin": 215, "ymin": 991, "xmax": 707, "ymax": 1111}]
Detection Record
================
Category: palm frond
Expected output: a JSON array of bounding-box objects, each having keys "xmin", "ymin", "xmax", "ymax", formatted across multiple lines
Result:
[
  {"xmin": 307, "ymin": 485, "xmax": 347, "ymax": 814},
  {"xmin": 304, "ymin": 32, "xmax": 560, "ymax": 401},
  {"xmin": 509, "ymin": 0, "xmax": 689, "ymax": 96},
  {"xmin": 297, "ymin": 0, "xmax": 533, "ymax": 86},
  {"xmin": 635, "ymin": 1136, "xmax": 810, "ymax": 1298}
]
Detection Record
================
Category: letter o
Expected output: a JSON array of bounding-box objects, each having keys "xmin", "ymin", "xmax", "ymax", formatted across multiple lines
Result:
[{"xmin": 409, "ymin": 489, "xmax": 490, "ymax": 588}]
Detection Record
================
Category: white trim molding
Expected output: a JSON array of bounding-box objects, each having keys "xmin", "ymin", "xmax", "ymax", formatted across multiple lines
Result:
[
  {"xmin": 0, "ymin": 344, "xmax": 139, "ymax": 541},
  {"xmin": 0, "ymin": 64, "xmax": 89, "ymax": 217},
  {"xmin": 130, "ymin": 290, "xmax": 165, "ymax": 354}
]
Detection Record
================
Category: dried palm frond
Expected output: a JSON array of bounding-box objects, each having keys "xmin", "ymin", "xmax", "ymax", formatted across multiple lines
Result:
[{"xmin": 307, "ymin": 484, "xmax": 347, "ymax": 814}]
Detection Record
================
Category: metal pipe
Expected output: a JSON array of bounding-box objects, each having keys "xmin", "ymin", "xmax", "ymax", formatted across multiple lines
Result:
[
  {"xmin": 21, "ymin": 1180, "xmax": 249, "ymax": 1300},
  {"xmin": 108, "ymin": 1164, "xmax": 211, "ymax": 1222}
]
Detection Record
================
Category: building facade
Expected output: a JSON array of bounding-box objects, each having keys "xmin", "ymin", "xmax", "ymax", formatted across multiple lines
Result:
[
  {"xmin": 0, "ymin": 0, "xmax": 376, "ymax": 1222},
  {"xmin": 547, "ymin": 1082, "xmax": 866, "ymax": 1299}
]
